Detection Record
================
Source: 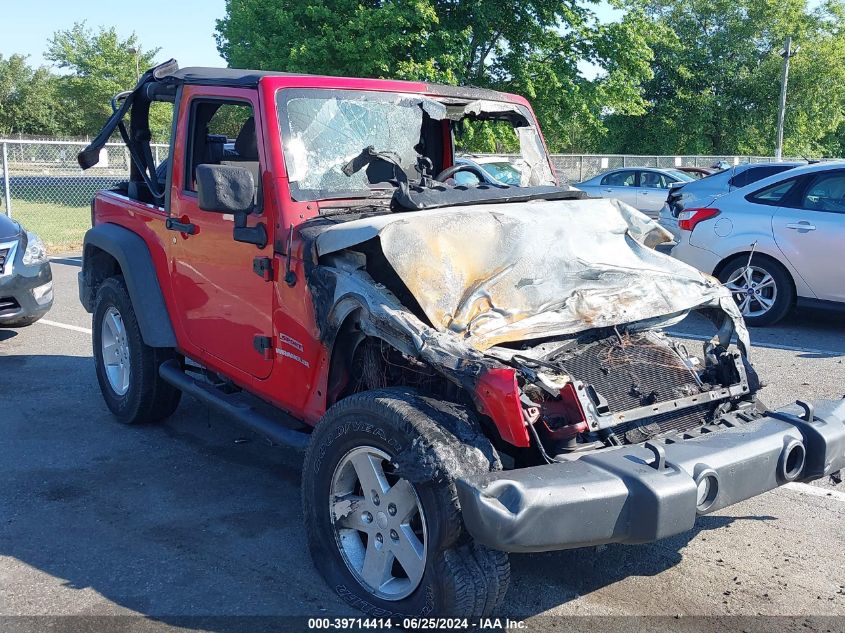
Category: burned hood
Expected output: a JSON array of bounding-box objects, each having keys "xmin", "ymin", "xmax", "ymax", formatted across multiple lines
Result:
[{"xmin": 315, "ymin": 198, "xmax": 736, "ymax": 350}]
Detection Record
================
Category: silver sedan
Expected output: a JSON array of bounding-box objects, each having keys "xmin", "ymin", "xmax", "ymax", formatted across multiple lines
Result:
[
  {"xmin": 576, "ymin": 167, "xmax": 695, "ymax": 217},
  {"xmin": 670, "ymin": 161, "xmax": 845, "ymax": 325}
]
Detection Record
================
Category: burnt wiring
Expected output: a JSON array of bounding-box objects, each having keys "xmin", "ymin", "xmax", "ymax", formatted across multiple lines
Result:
[
  {"xmin": 597, "ymin": 332, "xmax": 691, "ymax": 373},
  {"xmin": 510, "ymin": 354, "xmax": 570, "ymax": 379},
  {"xmin": 522, "ymin": 406, "xmax": 561, "ymax": 464},
  {"xmin": 349, "ymin": 338, "xmax": 443, "ymax": 395},
  {"xmin": 668, "ymin": 341, "xmax": 706, "ymax": 388}
]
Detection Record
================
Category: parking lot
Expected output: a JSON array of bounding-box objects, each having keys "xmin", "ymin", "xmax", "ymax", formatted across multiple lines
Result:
[{"xmin": 2, "ymin": 256, "xmax": 845, "ymax": 627}]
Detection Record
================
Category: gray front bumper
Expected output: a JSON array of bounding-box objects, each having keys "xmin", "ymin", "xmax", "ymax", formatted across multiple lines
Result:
[
  {"xmin": 456, "ymin": 399, "xmax": 845, "ymax": 553},
  {"xmin": 0, "ymin": 258, "xmax": 53, "ymax": 324}
]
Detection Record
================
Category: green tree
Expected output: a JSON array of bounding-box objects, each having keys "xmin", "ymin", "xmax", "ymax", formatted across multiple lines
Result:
[
  {"xmin": 768, "ymin": 1, "xmax": 845, "ymax": 156},
  {"xmin": 46, "ymin": 22, "xmax": 171, "ymax": 140},
  {"xmin": 0, "ymin": 54, "xmax": 68, "ymax": 136},
  {"xmin": 215, "ymin": 0, "xmax": 666, "ymax": 151},
  {"xmin": 605, "ymin": 0, "xmax": 845, "ymax": 157}
]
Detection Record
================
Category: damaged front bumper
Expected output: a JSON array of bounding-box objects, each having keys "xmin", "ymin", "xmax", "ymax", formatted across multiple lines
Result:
[{"xmin": 456, "ymin": 399, "xmax": 845, "ymax": 553}]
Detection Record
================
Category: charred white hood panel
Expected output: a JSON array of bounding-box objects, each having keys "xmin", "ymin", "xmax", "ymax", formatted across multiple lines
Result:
[{"xmin": 315, "ymin": 198, "xmax": 745, "ymax": 351}]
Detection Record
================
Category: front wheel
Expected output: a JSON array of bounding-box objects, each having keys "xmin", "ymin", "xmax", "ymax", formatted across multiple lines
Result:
[
  {"xmin": 718, "ymin": 255, "xmax": 794, "ymax": 326},
  {"xmin": 92, "ymin": 276, "xmax": 182, "ymax": 424},
  {"xmin": 302, "ymin": 389, "xmax": 510, "ymax": 618}
]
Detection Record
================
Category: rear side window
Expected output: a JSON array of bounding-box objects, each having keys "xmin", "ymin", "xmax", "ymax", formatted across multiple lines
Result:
[
  {"xmin": 747, "ymin": 177, "xmax": 801, "ymax": 206},
  {"xmin": 800, "ymin": 171, "xmax": 845, "ymax": 213},
  {"xmin": 600, "ymin": 170, "xmax": 637, "ymax": 186},
  {"xmin": 729, "ymin": 165, "xmax": 792, "ymax": 189}
]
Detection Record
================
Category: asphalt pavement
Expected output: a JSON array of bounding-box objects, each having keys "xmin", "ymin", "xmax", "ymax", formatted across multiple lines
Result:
[{"xmin": 1, "ymin": 257, "xmax": 844, "ymax": 629}]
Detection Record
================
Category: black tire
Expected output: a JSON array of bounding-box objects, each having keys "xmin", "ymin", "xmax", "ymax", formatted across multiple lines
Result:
[
  {"xmin": 92, "ymin": 275, "xmax": 182, "ymax": 424},
  {"xmin": 302, "ymin": 389, "xmax": 510, "ymax": 618},
  {"xmin": 718, "ymin": 254, "xmax": 795, "ymax": 327}
]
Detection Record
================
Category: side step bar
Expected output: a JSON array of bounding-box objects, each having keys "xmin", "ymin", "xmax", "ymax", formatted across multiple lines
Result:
[{"xmin": 158, "ymin": 359, "xmax": 310, "ymax": 450}]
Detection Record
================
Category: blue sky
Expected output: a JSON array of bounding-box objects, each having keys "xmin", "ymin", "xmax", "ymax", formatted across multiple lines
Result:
[
  {"xmin": 1, "ymin": 0, "xmax": 228, "ymax": 68},
  {"xmin": 1, "ymin": 0, "xmax": 620, "ymax": 76}
]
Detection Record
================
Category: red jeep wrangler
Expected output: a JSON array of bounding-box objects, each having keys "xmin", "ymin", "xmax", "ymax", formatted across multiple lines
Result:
[{"xmin": 78, "ymin": 61, "xmax": 845, "ymax": 618}]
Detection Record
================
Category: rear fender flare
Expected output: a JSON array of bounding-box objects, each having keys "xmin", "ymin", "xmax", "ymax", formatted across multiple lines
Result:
[{"xmin": 80, "ymin": 223, "xmax": 176, "ymax": 348}]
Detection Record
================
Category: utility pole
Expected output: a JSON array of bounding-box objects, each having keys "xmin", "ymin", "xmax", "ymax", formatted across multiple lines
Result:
[
  {"xmin": 128, "ymin": 46, "xmax": 140, "ymax": 80},
  {"xmin": 775, "ymin": 36, "xmax": 797, "ymax": 161},
  {"xmin": 2, "ymin": 143, "xmax": 11, "ymax": 219}
]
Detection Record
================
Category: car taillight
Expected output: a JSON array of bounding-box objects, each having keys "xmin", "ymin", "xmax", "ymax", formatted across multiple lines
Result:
[{"xmin": 678, "ymin": 207, "xmax": 720, "ymax": 231}]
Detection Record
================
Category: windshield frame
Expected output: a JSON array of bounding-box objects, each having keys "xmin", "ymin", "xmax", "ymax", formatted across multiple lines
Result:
[{"xmin": 275, "ymin": 87, "xmax": 555, "ymax": 204}]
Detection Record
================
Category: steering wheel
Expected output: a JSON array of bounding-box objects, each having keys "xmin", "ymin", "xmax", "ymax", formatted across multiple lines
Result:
[{"xmin": 435, "ymin": 163, "xmax": 491, "ymax": 184}]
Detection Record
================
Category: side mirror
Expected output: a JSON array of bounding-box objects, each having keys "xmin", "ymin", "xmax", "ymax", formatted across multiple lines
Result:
[
  {"xmin": 196, "ymin": 163, "xmax": 255, "ymax": 214},
  {"xmin": 195, "ymin": 164, "xmax": 266, "ymax": 248}
]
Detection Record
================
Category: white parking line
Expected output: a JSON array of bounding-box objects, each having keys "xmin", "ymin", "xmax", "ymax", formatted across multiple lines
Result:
[
  {"xmin": 37, "ymin": 318, "xmax": 92, "ymax": 335},
  {"xmin": 667, "ymin": 331, "xmax": 844, "ymax": 356},
  {"xmin": 784, "ymin": 482, "xmax": 845, "ymax": 503}
]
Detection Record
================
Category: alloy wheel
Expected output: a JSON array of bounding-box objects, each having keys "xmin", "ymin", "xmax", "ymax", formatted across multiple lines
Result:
[
  {"xmin": 329, "ymin": 446, "xmax": 428, "ymax": 601},
  {"xmin": 101, "ymin": 306, "xmax": 131, "ymax": 395},
  {"xmin": 724, "ymin": 265, "xmax": 779, "ymax": 319}
]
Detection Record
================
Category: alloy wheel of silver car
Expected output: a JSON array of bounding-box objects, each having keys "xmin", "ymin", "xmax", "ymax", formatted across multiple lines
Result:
[
  {"xmin": 724, "ymin": 265, "xmax": 778, "ymax": 318},
  {"xmin": 329, "ymin": 445, "xmax": 428, "ymax": 601},
  {"xmin": 101, "ymin": 306, "xmax": 131, "ymax": 396}
]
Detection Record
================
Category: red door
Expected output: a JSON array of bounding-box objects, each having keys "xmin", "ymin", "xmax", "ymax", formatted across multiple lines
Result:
[{"xmin": 169, "ymin": 87, "xmax": 275, "ymax": 379}]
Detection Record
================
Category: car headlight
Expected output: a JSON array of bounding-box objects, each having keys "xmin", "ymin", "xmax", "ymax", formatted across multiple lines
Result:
[{"xmin": 22, "ymin": 232, "xmax": 48, "ymax": 266}]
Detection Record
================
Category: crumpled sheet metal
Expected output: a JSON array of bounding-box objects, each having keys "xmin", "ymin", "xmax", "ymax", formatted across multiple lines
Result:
[{"xmin": 315, "ymin": 198, "xmax": 738, "ymax": 351}]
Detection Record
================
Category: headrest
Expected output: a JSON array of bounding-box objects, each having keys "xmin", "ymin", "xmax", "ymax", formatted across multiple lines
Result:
[
  {"xmin": 206, "ymin": 134, "xmax": 226, "ymax": 164},
  {"xmin": 235, "ymin": 117, "xmax": 258, "ymax": 160}
]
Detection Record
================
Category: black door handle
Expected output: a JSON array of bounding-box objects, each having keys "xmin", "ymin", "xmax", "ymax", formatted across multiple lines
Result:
[{"xmin": 165, "ymin": 218, "xmax": 197, "ymax": 235}]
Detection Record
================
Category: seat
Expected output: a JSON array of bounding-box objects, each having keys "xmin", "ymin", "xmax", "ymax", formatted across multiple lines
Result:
[
  {"xmin": 222, "ymin": 117, "xmax": 262, "ymax": 207},
  {"xmin": 641, "ymin": 173, "xmax": 661, "ymax": 188}
]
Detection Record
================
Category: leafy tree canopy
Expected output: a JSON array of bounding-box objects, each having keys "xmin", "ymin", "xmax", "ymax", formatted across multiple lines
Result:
[
  {"xmin": 46, "ymin": 22, "xmax": 171, "ymax": 140},
  {"xmin": 0, "ymin": 54, "xmax": 70, "ymax": 136},
  {"xmin": 604, "ymin": 0, "xmax": 845, "ymax": 157},
  {"xmin": 215, "ymin": 0, "xmax": 667, "ymax": 151},
  {"xmin": 2, "ymin": 3, "xmax": 843, "ymax": 157}
]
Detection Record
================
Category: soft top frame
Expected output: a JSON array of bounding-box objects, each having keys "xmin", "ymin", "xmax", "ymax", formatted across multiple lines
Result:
[{"xmin": 77, "ymin": 59, "xmax": 527, "ymax": 208}]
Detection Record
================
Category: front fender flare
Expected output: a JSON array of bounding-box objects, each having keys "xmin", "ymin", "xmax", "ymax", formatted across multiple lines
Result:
[{"xmin": 80, "ymin": 223, "xmax": 176, "ymax": 348}]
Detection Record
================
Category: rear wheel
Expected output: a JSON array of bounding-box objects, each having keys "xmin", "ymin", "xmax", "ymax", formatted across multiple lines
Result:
[
  {"xmin": 302, "ymin": 389, "xmax": 509, "ymax": 618},
  {"xmin": 92, "ymin": 276, "xmax": 181, "ymax": 424},
  {"xmin": 718, "ymin": 255, "xmax": 794, "ymax": 326}
]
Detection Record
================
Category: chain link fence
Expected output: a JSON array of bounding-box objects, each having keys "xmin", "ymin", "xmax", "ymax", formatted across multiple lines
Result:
[
  {"xmin": 0, "ymin": 139, "xmax": 814, "ymax": 252},
  {"xmin": 548, "ymin": 154, "xmax": 808, "ymax": 183},
  {"xmin": 0, "ymin": 140, "xmax": 168, "ymax": 251}
]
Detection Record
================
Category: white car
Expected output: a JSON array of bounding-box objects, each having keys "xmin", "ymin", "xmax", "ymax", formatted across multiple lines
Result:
[
  {"xmin": 576, "ymin": 167, "xmax": 695, "ymax": 217},
  {"xmin": 670, "ymin": 161, "xmax": 845, "ymax": 325}
]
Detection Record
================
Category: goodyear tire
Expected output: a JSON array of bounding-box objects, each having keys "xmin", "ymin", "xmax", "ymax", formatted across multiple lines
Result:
[{"xmin": 302, "ymin": 388, "xmax": 510, "ymax": 618}]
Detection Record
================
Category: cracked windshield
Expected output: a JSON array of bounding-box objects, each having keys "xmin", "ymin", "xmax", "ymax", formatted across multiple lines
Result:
[{"xmin": 277, "ymin": 89, "xmax": 554, "ymax": 202}]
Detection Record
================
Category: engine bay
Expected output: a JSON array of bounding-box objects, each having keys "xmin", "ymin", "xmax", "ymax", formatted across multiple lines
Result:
[{"xmin": 500, "ymin": 328, "xmax": 760, "ymax": 458}]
